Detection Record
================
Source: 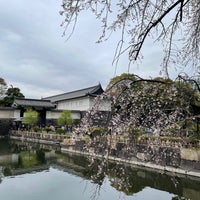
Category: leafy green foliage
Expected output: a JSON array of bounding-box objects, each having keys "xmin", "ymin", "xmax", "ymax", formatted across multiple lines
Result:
[
  {"xmin": 89, "ymin": 127, "xmax": 108, "ymax": 138},
  {"xmin": 129, "ymin": 128, "xmax": 144, "ymax": 142},
  {"xmin": 3, "ymin": 86, "xmax": 24, "ymax": 107},
  {"xmin": 106, "ymin": 73, "xmax": 137, "ymax": 90},
  {"xmin": 33, "ymin": 126, "xmax": 40, "ymax": 132},
  {"xmin": 57, "ymin": 110, "xmax": 73, "ymax": 126},
  {"xmin": 56, "ymin": 128, "xmax": 65, "ymax": 134},
  {"xmin": 44, "ymin": 127, "xmax": 52, "ymax": 133},
  {"xmin": 22, "ymin": 109, "xmax": 39, "ymax": 128},
  {"xmin": 0, "ymin": 84, "xmax": 25, "ymax": 107}
]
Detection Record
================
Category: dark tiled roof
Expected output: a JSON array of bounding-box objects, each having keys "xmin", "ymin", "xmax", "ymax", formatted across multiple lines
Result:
[
  {"xmin": 43, "ymin": 84, "xmax": 104, "ymax": 102},
  {"xmin": 13, "ymin": 98, "xmax": 55, "ymax": 108}
]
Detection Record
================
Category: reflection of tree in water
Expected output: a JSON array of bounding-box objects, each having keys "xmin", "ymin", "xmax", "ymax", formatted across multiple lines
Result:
[
  {"xmin": 108, "ymin": 163, "xmax": 142, "ymax": 195},
  {"xmin": 78, "ymin": 157, "xmax": 200, "ymax": 199},
  {"xmin": 3, "ymin": 167, "xmax": 12, "ymax": 176},
  {"xmin": 0, "ymin": 138, "xmax": 12, "ymax": 154},
  {"xmin": 53, "ymin": 151, "xmax": 200, "ymax": 199},
  {"xmin": 36, "ymin": 150, "xmax": 46, "ymax": 164},
  {"xmin": 0, "ymin": 141, "xmax": 48, "ymax": 176},
  {"xmin": 83, "ymin": 158, "xmax": 107, "ymax": 186}
]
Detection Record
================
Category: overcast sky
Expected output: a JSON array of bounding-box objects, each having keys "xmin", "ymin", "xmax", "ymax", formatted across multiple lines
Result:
[{"xmin": 0, "ymin": 0, "xmax": 189, "ymax": 99}]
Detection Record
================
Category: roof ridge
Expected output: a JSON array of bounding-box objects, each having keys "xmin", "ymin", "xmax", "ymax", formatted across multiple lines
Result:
[
  {"xmin": 15, "ymin": 98, "xmax": 51, "ymax": 102},
  {"xmin": 89, "ymin": 83, "xmax": 103, "ymax": 94},
  {"xmin": 43, "ymin": 84, "xmax": 101, "ymax": 99}
]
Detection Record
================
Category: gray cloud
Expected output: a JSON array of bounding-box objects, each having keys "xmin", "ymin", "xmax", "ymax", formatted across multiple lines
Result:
[{"xmin": 0, "ymin": 0, "xmax": 182, "ymax": 99}]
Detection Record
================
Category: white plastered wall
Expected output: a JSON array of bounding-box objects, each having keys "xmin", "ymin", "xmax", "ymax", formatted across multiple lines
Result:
[
  {"xmin": 46, "ymin": 110, "xmax": 80, "ymax": 120},
  {"xmin": 56, "ymin": 97, "xmax": 90, "ymax": 111},
  {"xmin": 0, "ymin": 109, "xmax": 15, "ymax": 119}
]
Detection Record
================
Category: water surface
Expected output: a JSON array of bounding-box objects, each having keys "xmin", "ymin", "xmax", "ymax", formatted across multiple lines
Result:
[{"xmin": 0, "ymin": 139, "xmax": 199, "ymax": 200}]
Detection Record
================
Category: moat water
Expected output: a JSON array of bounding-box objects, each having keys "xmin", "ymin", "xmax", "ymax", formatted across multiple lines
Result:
[{"xmin": 0, "ymin": 138, "xmax": 200, "ymax": 200}]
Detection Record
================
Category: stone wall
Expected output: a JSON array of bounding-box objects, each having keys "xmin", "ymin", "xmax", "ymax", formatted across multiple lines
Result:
[
  {"xmin": 65, "ymin": 140, "xmax": 200, "ymax": 170},
  {"xmin": 10, "ymin": 131, "xmax": 200, "ymax": 171}
]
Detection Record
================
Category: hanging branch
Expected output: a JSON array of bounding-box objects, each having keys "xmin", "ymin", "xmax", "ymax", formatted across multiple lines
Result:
[{"xmin": 60, "ymin": 0, "xmax": 199, "ymax": 74}]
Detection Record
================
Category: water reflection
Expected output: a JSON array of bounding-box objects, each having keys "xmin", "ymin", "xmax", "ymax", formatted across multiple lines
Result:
[
  {"xmin": 0, "ymin": 138, "xmax": 200, "ymax": 200},
  {"xmin": 56, "ymin": 153, "xmax": 200, "ymax": 200}
]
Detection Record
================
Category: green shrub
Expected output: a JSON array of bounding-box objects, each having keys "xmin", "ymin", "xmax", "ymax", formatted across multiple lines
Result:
[
  {"xmin": 44, "ymin": 127, "xmax": 52, "ymax": 133},
  {"xmin": 56, "ymin": 128, "xmax": 65, "ymax": 134},
  {"xmin": 129, "ymin": 128, "xmax": 143, "ymax": 142},
  {"xmin": 89, "ymin": 127, "xmax": 107, "ymax": 138},
  {"xmin": 65, "ymin": 133, "xmax": 73, "ymax": 138},
  {"xmin": 22, "ymin": 109, "xmax": 39, "ymax": 128},
  {"xmin": 33, "ymin": 126, "xmax": 40, "ymax": 132},
  {"xmin": 83, "ymin": 135, "xmax": 91, "ymax": 141},
  {"xmin": 189, "ymin": 138, "xmax": 200, "ymax": 148},
  {"xmin": 3, "ymin": 167, "xmax": 12, "ymax": 176}
]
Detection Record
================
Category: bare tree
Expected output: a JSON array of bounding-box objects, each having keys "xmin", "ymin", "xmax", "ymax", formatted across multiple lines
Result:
[{"xmin": 60, "ymin": 0, "xmax": 200, "ymax": 77}]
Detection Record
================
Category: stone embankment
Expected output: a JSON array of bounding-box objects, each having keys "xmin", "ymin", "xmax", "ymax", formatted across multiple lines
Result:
[
  {"xmin": 61, "ymin": 147, "xmax": 200, "ymax": 179},
  {"xmin": 10, "ymin": 131, "xmax": 200, "ymax": 178},
  {"xmin": 10, "ymin": 130, "xmax": 68, "ymax": 145}
]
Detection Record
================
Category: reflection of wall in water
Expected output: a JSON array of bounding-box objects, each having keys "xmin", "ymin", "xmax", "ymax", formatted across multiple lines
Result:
[
  {"xmin": 107, "ymin": 163, "xmax": 200, "ymax": 200},
  {"xmin": 10, "ymin": 140, "xmax": 61, "ymax": 152},
  {"xmin": 0, "ymin": 154, "xmax": 18, "ymax": 165},
  {"xmin": 183, "ymin": 188, "xmax": 200, "ymax": 200},
  {"xmin": 58, "ymin": 152, "xmax": 200, "ymax": 199}
]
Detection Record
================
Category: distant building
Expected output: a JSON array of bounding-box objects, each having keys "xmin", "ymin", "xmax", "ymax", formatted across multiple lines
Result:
[
  {"xmin": 12, "ymin": 98, "xmax": 56, "ymax": 126},
  {"xmin": 43, "ymin": 84, "xmax": 108, "ymax": 111},
  {"xmin": 6, "ymin": 84, "xmax": 111, "ymax": 126}
]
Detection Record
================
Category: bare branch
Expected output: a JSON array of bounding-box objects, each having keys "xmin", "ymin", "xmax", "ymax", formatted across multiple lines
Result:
[{"xmin": 60, "ymin": 0, "xmax": 199, "ymax": 75}]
